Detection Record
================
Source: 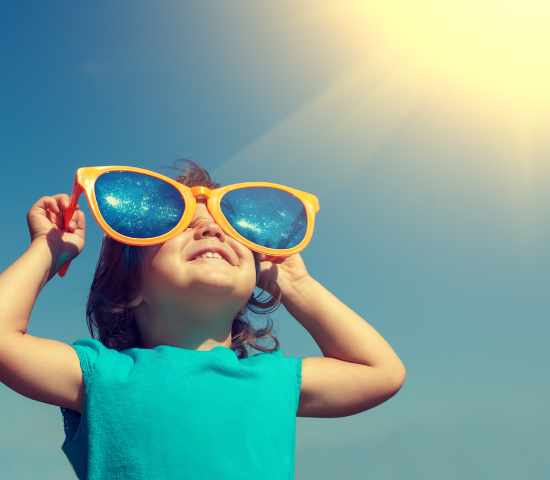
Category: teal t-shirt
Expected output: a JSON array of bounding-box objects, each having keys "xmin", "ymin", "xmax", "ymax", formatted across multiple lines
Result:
[{"xmin": 60, "ymin": 338, "xmax": 303, "ymax": 480}]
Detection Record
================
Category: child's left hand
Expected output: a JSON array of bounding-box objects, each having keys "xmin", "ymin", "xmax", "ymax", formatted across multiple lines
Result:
[{"xmin": 257, "ymin": 253, "xmax": 310, "ymax": 299}]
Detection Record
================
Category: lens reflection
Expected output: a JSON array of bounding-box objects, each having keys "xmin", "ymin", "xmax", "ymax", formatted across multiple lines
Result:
[
  {"xmin": 95, "ymin": 171, "xmax": 185, "ymax": 239},
  {"xmin": 220, "ymin": 187, "xmax": 307, "ymax": 249}
]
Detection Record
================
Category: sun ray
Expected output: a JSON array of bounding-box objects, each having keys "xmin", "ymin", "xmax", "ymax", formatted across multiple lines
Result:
[
  {"xmin": 214, "ymin": 0, "xmax": 549, "ymax": 261},
  {"xmin": 214, "ymin": 57, "xmax": 431, "ymax": 196}
]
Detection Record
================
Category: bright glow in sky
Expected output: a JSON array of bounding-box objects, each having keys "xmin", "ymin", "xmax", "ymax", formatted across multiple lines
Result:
[
  {"xmin": 217, "ymin": 0, "xmax": 549, "ymax": 224},
  {"xmin": 349, "ymin": 0, "xmax": 550, "ymax": 109}
]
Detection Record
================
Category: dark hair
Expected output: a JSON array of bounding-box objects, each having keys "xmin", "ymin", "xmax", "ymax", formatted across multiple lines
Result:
[{"xmin": 85, "ymin": 160, "xmax": 282, "ymax": 359}]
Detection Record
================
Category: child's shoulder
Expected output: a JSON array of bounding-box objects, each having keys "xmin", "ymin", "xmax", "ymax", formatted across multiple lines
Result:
[
  {"xmin": 70, "ymin": 337, "xmax": 114, "ymax": 358},
  {"xmin": 69, "ymin": 337, "xmax": 124, "ymax": 379},
  {"xmin": 245, "ymin": 347, "xmax": 301, "ymax": 375}
]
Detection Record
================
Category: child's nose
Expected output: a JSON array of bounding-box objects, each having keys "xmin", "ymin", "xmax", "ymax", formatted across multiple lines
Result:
[{"xmin": 194, "ymin": 218, "xmax": 225, "ymax": 241}]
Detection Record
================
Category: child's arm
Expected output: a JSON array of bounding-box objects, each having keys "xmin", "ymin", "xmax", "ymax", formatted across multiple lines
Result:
[
  {"xmin": 259, "ymin": 253, "xmax": 406, "ymax": 418},
  {"xmin": 0, "ymin": 194, "xmax": 86, "ymax": 412}
]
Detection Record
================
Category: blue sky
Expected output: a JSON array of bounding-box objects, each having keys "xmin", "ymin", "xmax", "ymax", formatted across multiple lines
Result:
[{"xmin": 1, "ymin": 1, "xmax": 549, "ymax": 478}]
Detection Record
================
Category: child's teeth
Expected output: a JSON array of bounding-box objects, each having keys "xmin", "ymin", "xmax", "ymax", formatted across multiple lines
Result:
[{"xmin": 199, "ymin": 252, "xmax": 223, "ymax": 259}]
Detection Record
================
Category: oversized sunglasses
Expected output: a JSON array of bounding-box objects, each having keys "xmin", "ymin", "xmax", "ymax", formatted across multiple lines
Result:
[{"xmin": 58, "ymin": 166, "xmax": 319, "ymax": 277}]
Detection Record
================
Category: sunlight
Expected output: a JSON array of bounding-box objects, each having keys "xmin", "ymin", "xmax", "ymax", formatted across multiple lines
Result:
[
  {"xmin": 216, "ymin": 0, "xmax": 548, "ymax": 204},
  {"xmin": 348, "ymin": 0, "xmax": 550, "ymax": 110}
]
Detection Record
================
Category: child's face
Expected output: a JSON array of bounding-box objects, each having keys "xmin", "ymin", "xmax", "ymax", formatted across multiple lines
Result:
[{"xmin": 135, "ymin": 198, "xmax": 257, "ymax": 312}]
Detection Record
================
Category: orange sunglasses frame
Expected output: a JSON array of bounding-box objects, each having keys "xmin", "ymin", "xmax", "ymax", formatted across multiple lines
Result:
[{"xmin": 58, "ymin": 166, "xmax": 320, "ymax": 277}]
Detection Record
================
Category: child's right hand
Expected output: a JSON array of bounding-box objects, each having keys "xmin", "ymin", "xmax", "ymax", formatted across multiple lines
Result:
[{"xmin": 27, "ymin": 194, "xmax": 85, "ymax": 276}]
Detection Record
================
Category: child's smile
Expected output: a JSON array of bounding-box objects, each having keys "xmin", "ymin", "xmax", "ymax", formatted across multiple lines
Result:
[
  {"xmin": 192, "ymin": 251, "xmax": 227, "ymax": 261},
  {"xmin": 188, "ymin": 245, "xmax": 235, "ymax": 265}
]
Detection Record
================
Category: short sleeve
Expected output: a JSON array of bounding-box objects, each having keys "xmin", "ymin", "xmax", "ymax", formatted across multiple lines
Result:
[
  {"xmin": 60, "ymin": 338, "xmax": 113, "ymax": 442},
  {"xmin": 274, "ymin": 350, "xmax": 303, "ymax": 414},
  {"xmin": 69, "ymin": 337, "xmax": 112, "ymax": 384}
]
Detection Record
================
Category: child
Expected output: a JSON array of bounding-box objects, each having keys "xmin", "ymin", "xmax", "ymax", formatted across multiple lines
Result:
[{"xmin": 0, "ymin": 161, "xmax": 405, "ymax": 479}]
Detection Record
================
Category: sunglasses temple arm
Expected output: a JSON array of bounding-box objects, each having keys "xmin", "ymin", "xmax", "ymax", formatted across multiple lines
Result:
[{"xmin": 58, "ymin": 179, "xmax": 84, "ymax": 278}]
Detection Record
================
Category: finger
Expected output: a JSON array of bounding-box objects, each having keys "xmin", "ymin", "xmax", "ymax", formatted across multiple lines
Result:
[
  {"xmin": 50, "ymin": 199, "xmax": 70, "ymax": 229},
  {"xmin": 258, "ymin": 261, "xmax": 276, "ymax": 281},
  {"xmin": 40, "ymin": 196, "xmax": 60, "ymax": 215},
  {"xmin": 73, "ymin": 209, "xmax": 86, "ymax": 232},
  {"xmin": 48, "ymin": 193, "xmax": 70, "ymax": 209},
  {"xmin": 57, "ymin": 195, "xmax": 81, "ymax": 218},
  {"xmin": 53, "ymin": 194, "xmax": 79, "ymax": 228},
  {"xmin": 54, "ymin": 197, "xmax": 74, "ymax": 224},
  {"xmin": 68, "ymin": 209, "xmax": 85, "ymax": 232}
]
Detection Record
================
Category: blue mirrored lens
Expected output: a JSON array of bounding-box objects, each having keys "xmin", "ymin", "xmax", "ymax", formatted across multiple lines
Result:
[
  {"xmin": 220, "ymin": 187, "xmax": 307, "ymax": 250},
  {"xmin": 95, "ymin": 171, "xmax": 185, "ymax": 239}
]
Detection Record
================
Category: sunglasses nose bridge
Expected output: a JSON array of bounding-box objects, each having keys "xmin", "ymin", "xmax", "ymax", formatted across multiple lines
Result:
[{"xmin": 190, "ymin": 186, "xmax": 212, "ymax": 199}]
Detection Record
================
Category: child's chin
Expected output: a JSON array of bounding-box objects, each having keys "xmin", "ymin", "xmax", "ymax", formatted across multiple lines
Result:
[{"xmin": 191, "ymin": 273, "xmax": 240, "ymax": 291}]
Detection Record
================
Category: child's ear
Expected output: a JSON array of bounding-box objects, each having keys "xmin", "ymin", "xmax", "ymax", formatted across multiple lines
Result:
[{"xmin": 127, "ymin": 291, "xmax": 143, "ymax": 308}]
